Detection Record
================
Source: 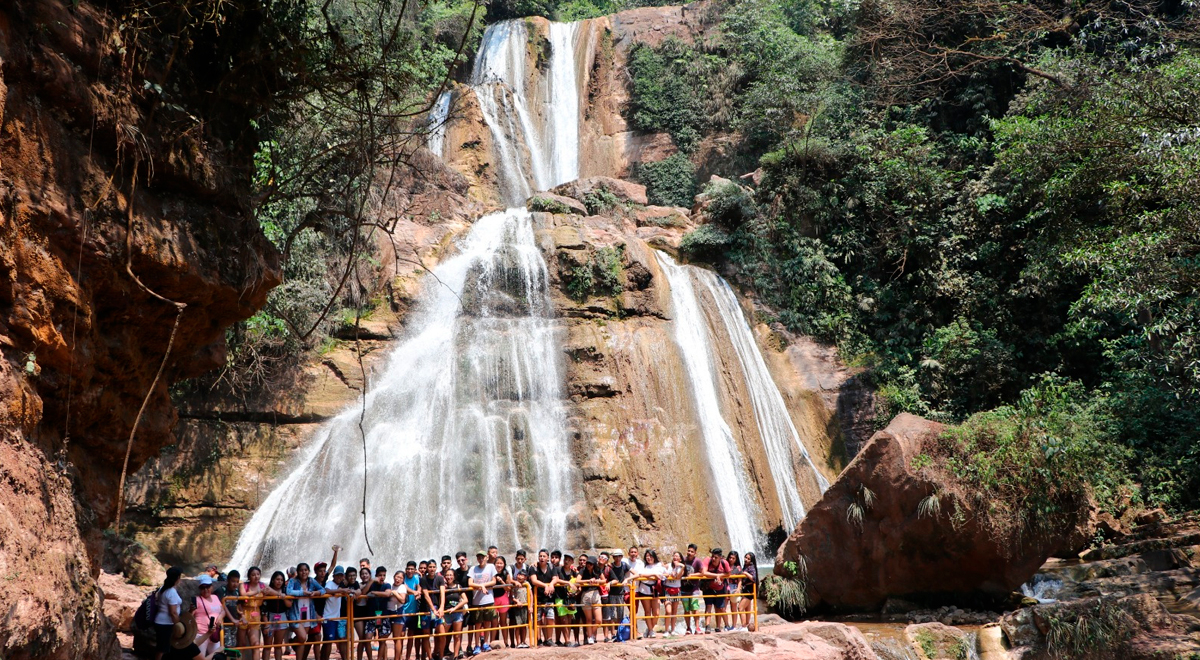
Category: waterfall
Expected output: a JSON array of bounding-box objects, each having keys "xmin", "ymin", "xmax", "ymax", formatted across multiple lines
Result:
[
  {"xmin": 656, "ymin": 253, "xmax": 762, "ymax": 552},
  {"xmin": 657, "ymin": 252, "xmax": 831, "ymax": 549},
  {"xmin": 471, "ymin": 19, "xmax": 582, "ymax": 204},
  {"xmin": 230, "ymin": 210, "xmax": 572, "ymax": 568},
  {"xmin": 232, "ymin": 18, "xmax": 587, "ymax": 569},
  {"xmin": 426, "ymin": 90, "xmax": 452, "ymax": 157},
  {"xmin": 693, "ymin": 269, "xmax": 831, "ymax": 529},
  {"xmin": 546, "ymin": 21, "xmax": 581, "ymax": 186}
]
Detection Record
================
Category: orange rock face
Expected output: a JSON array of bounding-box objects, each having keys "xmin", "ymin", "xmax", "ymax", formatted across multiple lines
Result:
[{"xmin": 0, "ymin": 1, "xmax": 279, "ymax": 657}]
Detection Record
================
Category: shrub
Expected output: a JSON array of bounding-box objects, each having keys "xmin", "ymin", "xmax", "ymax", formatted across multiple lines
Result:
[
  {"xmin": 929, "ymin": 375, "xmax": 1130, "ymax": 543},
  {"xmin": 702, "ymin": 179, "xmax": 756, "ymax": 228},
  {"xmin": 680, "ymin": 224, "xmax": 731, "ymax": 260},
  {"xmin": 760, "ymin": 572, "xmax": 808, "ymax": 618},
  {"xmin": 582, "ymin": 186, "xmax": 621, "ymax": 215},
  {"xmin": 637, "ymin": 153, "xmax": 696, "ymax": 207},
  {"xmin": 528, "ymin": 195, "xmax": 571, "ymax": 214},
  {"xmin": 562, "ymin": 246, "xmax": 625, "ymax": 302}
]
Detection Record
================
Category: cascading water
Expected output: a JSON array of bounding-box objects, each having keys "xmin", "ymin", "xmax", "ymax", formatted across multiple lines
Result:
[
  {"xmin": 695, "ymin": 268, "xmax": 831, "ymax": 529},
  {"xmin": 426, "ymin": 90, "xmax": 452, "ymax": 157},
  {"xmin": 656, "ymin": 252, "xmax": 762, "ymax": 552},
  {"xmin": 232, "ymin": 19, "xmax": 587, "ymax": 568},
  {"xmin": 230, "ymin": 210, "xmax": 572, "ymax": 567},
  {"xmin": 656, "ymin": 252, "xmax": 831, "ymax": 548},
  {"xmin": 471, "ymin": 19, "xmax": 581, "ymax": 203}
]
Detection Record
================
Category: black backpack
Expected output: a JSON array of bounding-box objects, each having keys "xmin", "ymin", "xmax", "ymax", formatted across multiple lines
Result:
[{"xmin": 133, "ymin": 590, "xmax": 159, "ymax": 630}]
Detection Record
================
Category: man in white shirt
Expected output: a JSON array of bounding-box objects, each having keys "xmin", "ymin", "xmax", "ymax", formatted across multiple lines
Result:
[
  {"xmin": 467, "ymin": 551, "xmax": 498, "ymax": 654},
  {"xmin": 320, "ymin": 566, "xmax": 350, "ymax": 660}
]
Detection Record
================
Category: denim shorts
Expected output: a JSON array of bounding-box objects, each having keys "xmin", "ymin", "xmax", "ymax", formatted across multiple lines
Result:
[
  {"xmin": 266, "ymin": 612, "xmax": 288, "ymax": 633},
  {"xmin": 445, "ymin": 611, "xmax": 464, "ymax": 625},
  {"xmin": 322, "ymin": 620, "xmax": 346, "ymax": 640}
]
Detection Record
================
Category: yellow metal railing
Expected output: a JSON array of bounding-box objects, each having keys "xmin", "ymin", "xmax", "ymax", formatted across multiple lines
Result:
[{"xmin": 216, "ymin": 573, "xmax": 757, "ymax": 654}]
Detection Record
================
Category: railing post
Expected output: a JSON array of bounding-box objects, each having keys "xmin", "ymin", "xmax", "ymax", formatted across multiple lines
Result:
[
  {"xmin": 347, "ymin": 593, "xmax": 355, "ymax": 660},
  {"xmin": 752, "ymin": 579, "xmax": 758, "ymax": 632},
  {"xmin": 527, "ymin": 583, "xmax": 536, "ymax": 649},
  {"xmin": 631, "ymin": 580, "xmax": 639, "ymax": 641}
]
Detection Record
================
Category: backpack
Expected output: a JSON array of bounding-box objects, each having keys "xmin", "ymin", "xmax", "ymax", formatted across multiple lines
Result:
[
  {"xmin": 617, "ymin": 615, "xmax": 631, "ymax": 642},
  {"xmin": 134, "ymin": 590, "xmax": 159, "ymax": 630}
]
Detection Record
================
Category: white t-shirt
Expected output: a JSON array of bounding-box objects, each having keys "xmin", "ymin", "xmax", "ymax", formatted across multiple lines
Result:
[
  {"xmin": 323, "ymin": 579, "xmax": 343, "ymax": 620},
  {"xmin": 633, "ymin": 563, "xmax": 665, "ymax": 596},
  {"xmin": 468, "ymin": 564, "xmax": 497, "ymax": 606},
  {"xmin": 154, "ymin": 586, "xmax": 182, "ymax": 625}
]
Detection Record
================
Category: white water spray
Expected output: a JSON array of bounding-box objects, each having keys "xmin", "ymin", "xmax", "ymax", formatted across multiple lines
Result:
[
  {"xmin": 230, "ymin": 210, "xmax": 573, "ymax": 568},
  {"xmin": 426, "ymin": 90, "xmax": 452, "ymax": 157},
  {"xmin": 691, "ymin": 266, "xmax": 831, "ymax": 530},
  {"xmin": 656, "ymin": 252, "xmax": 762, "ymax": 551}
]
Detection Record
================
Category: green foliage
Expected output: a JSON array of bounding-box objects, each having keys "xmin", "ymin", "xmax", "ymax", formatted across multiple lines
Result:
[
  {"xmin": 637, "ymin": 154, "xmax": 696, "ymax": 207},
  {"xmin": 679, "ymin": 224, "xmax": 731, "ymax": 261},
  {"xmin": 915, "ymin": 631, "xmax": 937, "ymax": 659},
  {"xmin": 936, "ymin": 376, "xmax": 1130, "ymax": 539},
  {"xmin": 701, "ymin": 180, "xmax": 756, "ymax": 228},
  {"xmin": 582, "ymin": 186, "xmax": 621, "ymax": 215},
  {"xmin": 760, "ymin": 573, "xmax": 808, "ymax": 618},
  {"xmin": 563, "ymin": 247, "xmax": 625, "ymax": 302},
  {"xmin": 627, "ymin": 40, "xmax": 708, "ymax": 152},
  {"xmin": 528, "ymin": 196, "xmax": 572, "ymax": 214},
  {"xmin": 1043, "ymin": 598, "xmax": 1137, "ymax": 659}
]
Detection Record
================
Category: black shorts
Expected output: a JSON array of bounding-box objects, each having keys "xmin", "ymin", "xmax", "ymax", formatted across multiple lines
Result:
[{"xmin": 154, "ymin": 623, "xmax": 175, "ymax": 652}]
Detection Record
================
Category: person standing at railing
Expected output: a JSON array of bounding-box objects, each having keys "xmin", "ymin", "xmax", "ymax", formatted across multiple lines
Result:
[
  {"xmin": 682, "ymin": 545, "xmax": 702, "ymax": 635},
  {"xmin": 287, "ymin": 562, "xmax": 327, "ymax": 660},
  {"xmin": 194, "ymin": 575, "xmax": 224, "ymax": 658},
  {"xmin": 352, "ymin": 567, "xmax": 373, "ymax": 660},
  {"xmin": 153, "ymin": 567, "xmax": 185, "ymax": 660},
  {"xmin": 239, "ymin": 567, "xmax": 268, "ymax": 660},
  {"xmin": 397, "ymin": 562, "xmax": 420, "ymax": 660},
  {"xmin": 529, "ymin": 549, "xmax": 558, "ymax": 646},
  {"xmin": 630, "ymin": 549, "xmax": 665, "ymax": 638},
  {"xmin": 578, "ymin": 554, "xmax": 609, "ymax": 645},
  {"xmin": 724, "ymin": 551, "xmax": 746, "ymax": 633},
  {"xmin": 440, "ymin": 567, "xmax": 469, "ymax": 660},
  {"xmin": 467, "ymin": 550, "xmax": 498, "ymax": 655},
  {"xmin": 605, "ymin": 549, "xmax": 629, "ymax": 637},
  {"xmin": 386, "ymin": 571, "xmax": 407, "ymax": 660},
  {"xmin": 595, "ymin": 552, "xmax": 616, "ymax": 642},
  {"xmin": 508, "ymin": 569, "xmax": 530, "ymax": 649},
  {"xmin": 419, "ymin": 561, "xmax": 446, "ymax": 660},
  {"xmin": 217, "ymin": 569, "xmax": 246, "ymax": 655},
  {"xmin": 319, "ymin": 566, "xmax": 350, "ymax": 660},
  {"xmin": 492, "ymin": 556, "xmax": 511, "ymax": 650},
  {"xmin": 693, "ymin": 548, "xmax": 730, "ymax": 635},
  {"xmin": 361, "ymin": 567, "xmax": 396, "ymax": 660},
  {"xmin": 738, "ymin": 553, "xmax": 759, "ymax": 632},
  {"xmin": 552, "ymin": 554, "xmax": 581, "ymax": 647},
  {"xmin": 662, "ymin": 553, "xmax": 686, "ymax": 637},
  {"xmin": 262, "ymin": 571, "xmax": 291, "ymax": 660}
]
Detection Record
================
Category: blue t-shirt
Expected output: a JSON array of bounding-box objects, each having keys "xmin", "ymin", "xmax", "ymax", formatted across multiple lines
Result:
[{"xmin": 403, "ymin": 575, "xmax": 420, "ymax": 614}]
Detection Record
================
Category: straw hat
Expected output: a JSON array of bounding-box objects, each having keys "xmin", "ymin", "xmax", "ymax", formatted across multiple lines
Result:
[{"xmin": 170, "ymin": 617, "xmax": 198, "ymax": 650}]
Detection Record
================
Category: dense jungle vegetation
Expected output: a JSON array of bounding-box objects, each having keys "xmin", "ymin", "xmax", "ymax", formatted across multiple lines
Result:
[
  {"xmin": 150, "ymin": 0, "xmax": 1198, "ymax": 519},
  {"xmin": 621, "ymin": 0, "xmax": 1200, "ymax": 514}
]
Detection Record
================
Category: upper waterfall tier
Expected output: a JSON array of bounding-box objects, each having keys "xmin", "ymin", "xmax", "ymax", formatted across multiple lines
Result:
[{"xmin": 471, "ymin": 19, "xmax": 583, "ymax": 205}]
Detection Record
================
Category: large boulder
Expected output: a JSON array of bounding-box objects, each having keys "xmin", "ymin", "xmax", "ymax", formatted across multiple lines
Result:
[
  {"xmin": 551, "ymin": 176, "xmax": 649, "ymax": 207},
  {"xmin": 775, "ymin": 413, "xmax": 1079, "ymax": 611},
  {"xmin": 999, "ymin": 594, "xmax": 1200, "ymax": 659}
]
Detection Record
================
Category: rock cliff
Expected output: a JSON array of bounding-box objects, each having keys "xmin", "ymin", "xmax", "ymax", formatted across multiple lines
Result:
[
  {"xmin": 775, "ymin": 414, "xmax": 1081, "ymax": 612},
  {"xmin": 0, "ymin": 1, "xmax": 279, "ymax": 657}
]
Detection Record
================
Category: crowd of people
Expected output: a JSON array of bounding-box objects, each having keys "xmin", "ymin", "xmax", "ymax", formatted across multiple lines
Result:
[{"xmin": 150, "ymin": 543, "xmax": 759, "ymax": 660}]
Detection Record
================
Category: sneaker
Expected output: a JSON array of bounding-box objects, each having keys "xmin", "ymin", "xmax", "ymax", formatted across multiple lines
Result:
[
  {"xmin": 481, "ymin": 645, "xmax": 492, "ymax": 653},
  {"xmin": 517, "ymin": 644, "xmax": 529, "ymax": 649},
  {"xmin": 566, "ymin": 642, "xmax": 578, "ymax": 648},
  {"xmin": 471, "ymin": 647, "xmax": 481, "ymax": 656},
  {"xmin": 587, "ymin": 638, "xmax": 595, "ymax": 645}
]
